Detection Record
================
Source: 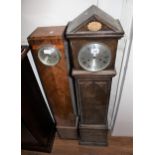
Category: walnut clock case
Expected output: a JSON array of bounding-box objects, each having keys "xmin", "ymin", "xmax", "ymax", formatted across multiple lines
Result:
[
  {"xmin": 66, "ymin": 5, "xmax": 124, "ymax": 146},
  {"xmin": 28, "ymin": 26, "xmax": 78, "ymax": 139}
]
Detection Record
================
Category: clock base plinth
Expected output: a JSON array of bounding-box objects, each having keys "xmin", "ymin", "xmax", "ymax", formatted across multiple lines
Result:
[
  {"xmin": 79, "ymin": 141, "xmax": 108, "ymax": 146},
  {"xmin": 57, "ymin": 116, "xmax": 79, "ymax": 139},
  {"xmin": 79, "ymin": 124, "xmax": 108, "ymax": 146}
]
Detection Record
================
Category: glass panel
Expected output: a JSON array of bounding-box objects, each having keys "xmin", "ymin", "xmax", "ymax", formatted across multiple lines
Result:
[{"xmin": 38, "ymin": 45, "xmax": 61, "ymax": 66}]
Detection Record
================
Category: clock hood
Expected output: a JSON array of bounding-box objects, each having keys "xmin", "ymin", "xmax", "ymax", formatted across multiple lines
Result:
[{"xmin": 66, "ymin": 5, "xmax": 124, "ymax": 38}]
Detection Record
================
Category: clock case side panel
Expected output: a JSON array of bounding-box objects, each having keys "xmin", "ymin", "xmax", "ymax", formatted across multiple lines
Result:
[
  {"xmin": 21, "ymin": 47, "xmax": 56, "ymax": 152},
  {"xmin": 68, "ymin": 38, "xmax": 118, "ymax": 70},
  {"xmin": 28, "ymin": 28, "xmax": 78, "ymax": 139}
]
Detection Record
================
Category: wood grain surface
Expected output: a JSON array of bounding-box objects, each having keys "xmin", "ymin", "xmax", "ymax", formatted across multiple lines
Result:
[
  {"xmin": 28, "ymin": 26, "xmax": 78, "ymax": 139},
  {"xmin": 21, "ymin": 46, "xmax": 56, "ymax": 152},
  {"xmin": 69, "ymin": 38, "xmax": 118, "ymax": 70},
  {"xmin": 66, "ymin": 5, "xmax": 124, "ymax": 37},
  {"xmin": 21, "ymin": 136, "xmax": 133, "ymax": 155}
]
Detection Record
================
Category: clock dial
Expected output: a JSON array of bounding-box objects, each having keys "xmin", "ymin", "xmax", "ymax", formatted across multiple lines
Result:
[
  {"xmin": 78, "ymin": 43, "xmax": 111, "ymax": 72},
  {"xmin": 38, "ymin": 45, "xmax": 61, "ymax": 66}
]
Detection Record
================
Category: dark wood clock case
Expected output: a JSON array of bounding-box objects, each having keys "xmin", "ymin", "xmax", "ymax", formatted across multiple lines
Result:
[
  {"xmin": 66, "ymin": 5, "xmax": 124, "ymax": 145},
  {"xmin": 28, "ymin": 26, "xmax": 78, "ymax": 139},
  {"xmin": 21, "ymin": 46, "xmax": 56, "ymax": 152}
]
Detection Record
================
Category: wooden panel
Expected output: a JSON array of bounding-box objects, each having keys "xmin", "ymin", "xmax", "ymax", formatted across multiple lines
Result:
[
  {"xmin": 72, "ymin": 69, "xmax": 116, "ymax": 76},
  {"xmin": 21, "ymin": 46, "xmax": 56, "ymax": 152},
  {"xmin": 28, "ymin": 26, "xmax": 65, "ymax": 40},
  {"xmin": 76, "ymin": 78, "xmax": 112, "ymax": 124},
  {"xmin": 28, "ymin": 26, "xmax": 78, "ymax": 139},
  {"xmin": 72, "ymin": 70, "xmax": 114, "ymax": 145},
  {"xmin": 77, "ymin": 17, "xmax": 113, "ymax": 32},
  {"xmin": 66, "ymin": 5, "xmax": 124, "ymax": 35},
  {"xmin": 79, "ymin": 124, "xmax": 108, "ymax": 146},
  {"xmin": 21, "ymin": 121, "xmax": 39, "ymax": 146},
  {"xmin": 57, "ymin": 117, "xmax": 79, "ymax": 139}
]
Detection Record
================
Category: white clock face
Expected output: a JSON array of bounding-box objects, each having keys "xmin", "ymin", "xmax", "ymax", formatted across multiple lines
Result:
[
  {"xmin": 78, "ymin": 43, "xmax": 111, "ymax": 72},
  {"xmin": 38, "ymin": 45, "xmax": 61, "ymax": 66}
]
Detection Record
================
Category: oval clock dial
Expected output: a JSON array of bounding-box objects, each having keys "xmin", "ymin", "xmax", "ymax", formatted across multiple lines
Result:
[
  {"xmin": 78, "ymin": 43, "xmax": 111, "ymax": 72},
  {"xmin": 38, "ymin": 45, "xmax": 61, "ymax": 66}
]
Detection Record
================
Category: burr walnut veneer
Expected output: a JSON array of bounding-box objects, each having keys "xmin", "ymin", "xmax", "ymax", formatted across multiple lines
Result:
[{"xmin": 28, "ymin": 26, "xmax": 78, "ymax": 139}]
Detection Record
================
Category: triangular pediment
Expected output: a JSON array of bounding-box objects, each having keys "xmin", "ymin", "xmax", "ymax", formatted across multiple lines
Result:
[
  {"xmin": 74, "ymin": 15, "xmax": 114, "ymax": 32},
  {"xmin": 66, "ymin": 5, "xmax": 124, "ymax": 37}
]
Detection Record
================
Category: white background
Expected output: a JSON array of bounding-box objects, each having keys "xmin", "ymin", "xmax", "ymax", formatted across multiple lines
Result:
[{"xmin": 1, "ymin": 0, "xmax": 155, "ymax": 155}]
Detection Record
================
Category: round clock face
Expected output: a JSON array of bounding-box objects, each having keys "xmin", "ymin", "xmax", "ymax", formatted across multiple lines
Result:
[
  {"xmin": 78, "ymin": 43, "xmax": 111, "ymax": 72},
  {"xmin": 38, "ymin": 45, "xmax": 61, "ymax": 66}
]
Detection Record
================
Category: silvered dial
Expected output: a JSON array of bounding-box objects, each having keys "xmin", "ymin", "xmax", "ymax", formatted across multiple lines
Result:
[
  {"xmin": 38, "ymin": 45, "xmax": 61, "ymax": 66},
  {"xmin": 78, "ymin": 43, "xmax": 111, "ymax": 72}
]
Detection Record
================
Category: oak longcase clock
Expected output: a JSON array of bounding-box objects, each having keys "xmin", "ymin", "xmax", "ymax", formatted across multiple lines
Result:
[{"xmin": 66, "ymin": 5, "xmax": 124, "ymax": 146}]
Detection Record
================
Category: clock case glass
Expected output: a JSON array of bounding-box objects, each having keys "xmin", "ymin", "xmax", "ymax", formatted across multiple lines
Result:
[
  {"xmin": 78, "ymin": 43, "xmax": 111, "ymax": 72},
  {"xmin": 38, "ymin": 45, "xmax": 61, "ymax": 66}
]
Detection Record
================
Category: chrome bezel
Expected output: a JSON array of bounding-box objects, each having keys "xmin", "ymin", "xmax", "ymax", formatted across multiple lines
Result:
[{"xmin": 38, "ymin": 45, "xmax": 61, "ymax": 66}]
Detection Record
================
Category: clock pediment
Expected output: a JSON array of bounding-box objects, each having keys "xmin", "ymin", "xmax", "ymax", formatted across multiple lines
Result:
[
  {"xmin": 66, "ymin": 5, "xmax": 124, "ymax": 38},
  {"xmin": 74, "ymin": 15, "xmax": 114, "ymax": 32}
]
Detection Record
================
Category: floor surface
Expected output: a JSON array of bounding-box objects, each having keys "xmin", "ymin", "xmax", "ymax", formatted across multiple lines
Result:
[{"xmin": 21, "ymin": 136, "xmax": 133, "ymax": 155}]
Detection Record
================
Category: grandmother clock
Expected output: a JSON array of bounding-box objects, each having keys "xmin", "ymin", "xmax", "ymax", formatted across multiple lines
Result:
[
  {"xmin": 28, "ymin": 26, "xmax": 78, "ymax": 139},
  {"xmin": 66, "ymin": 5, "xmax": 124, "ymax": 146}
]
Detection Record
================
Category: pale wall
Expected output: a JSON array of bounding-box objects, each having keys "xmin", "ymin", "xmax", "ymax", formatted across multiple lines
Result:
[{"xmin": 112, "ymin": 41, "xmax": 133, "ymax": 136}]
